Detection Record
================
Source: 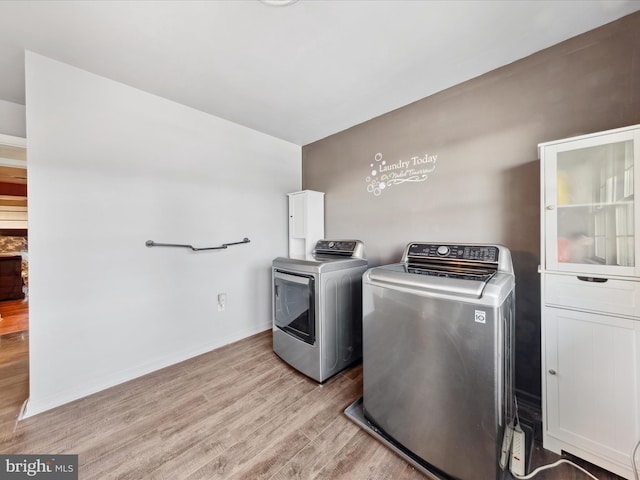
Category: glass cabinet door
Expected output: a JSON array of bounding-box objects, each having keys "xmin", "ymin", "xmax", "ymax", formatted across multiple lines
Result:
[{"xmin": 543, "ymin": 129, "xmax": 640, "ymax": 276}]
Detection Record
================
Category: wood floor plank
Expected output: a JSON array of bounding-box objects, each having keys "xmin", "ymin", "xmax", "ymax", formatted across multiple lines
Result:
[
  {"xmin": 0, "ymin": 331, "xmax": 28, "ymax": 446},
  {"xmin": 296, "ymin": 380, "xmax": 362, "ymax": 441},
  {"xmin": 355, "ymin": 441, "xmax": 426, "ymax": 480},
  {"xmin": 6, "ymin": 369, "xmax": 211, "ymax": 457},
  {"xmin": 11, "ymin": 362, "xmax": 193, "ymax": 437},
  {"xmin": 198, "ymin": 373, "xmax": 360, "ymax": 480},
  {"xmin": 149, "ymin": 368, "xmax": 317, "ymax": 478},
  {"xmin": 181, "ymin": 330, "xmax": 272, "ymax": 373},
  {"xmin": 269, "ymin": 416, "xmax": 360, "ymax": 480},
  {"xmin": 173, "ymin": 372, "xmax": 329, "ymax": 478},
  {"xmin": 223, "ymin": 430, "xmax": 311, "ymax": 480},
  {"xmin": 81, "ymin": 394, "xmax": 211, "ymax": 480},
  {"xmin": 312, "ymin": 427, "xmax": 383, "ymax": 480}
]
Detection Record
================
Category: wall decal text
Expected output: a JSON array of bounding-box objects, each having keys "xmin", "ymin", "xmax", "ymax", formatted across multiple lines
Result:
[{"xmin": 365, "ymin": 152, "xmax": 437, "ymax": 196}]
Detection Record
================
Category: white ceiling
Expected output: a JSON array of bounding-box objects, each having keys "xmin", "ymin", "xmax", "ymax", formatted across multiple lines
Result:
[{"xmin": 0, "ymin": 0, "xmax": 638, "ymax": 146}]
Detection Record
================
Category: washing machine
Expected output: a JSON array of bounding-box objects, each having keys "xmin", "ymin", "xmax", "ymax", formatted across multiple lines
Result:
[
  {"xmin": 272, "ymin": 240, "xmax": 368, "ymax": 382},
  {"xmin": 347, "ymin": 242, "xmax": 516, "ymax": 480}
]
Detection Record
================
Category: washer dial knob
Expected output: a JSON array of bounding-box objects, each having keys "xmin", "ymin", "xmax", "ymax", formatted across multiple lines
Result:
[{"xmin": 436, "ymin": 245, "xmax": 450, "ymax": 256}]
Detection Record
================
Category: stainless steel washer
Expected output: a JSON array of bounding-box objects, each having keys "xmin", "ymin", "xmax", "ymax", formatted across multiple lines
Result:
[
  {"xmin": 351, "ymin": 242, "xmax": 516, "ymax": 480},
  {"xmin": 272, "ymin": 240, "xmax": 368, "ymax": 382}
]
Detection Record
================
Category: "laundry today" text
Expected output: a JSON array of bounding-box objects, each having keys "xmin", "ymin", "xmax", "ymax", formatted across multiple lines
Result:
[{"xmin": 378, "ymin": 154, "xmax": 437, "ymax": 172}]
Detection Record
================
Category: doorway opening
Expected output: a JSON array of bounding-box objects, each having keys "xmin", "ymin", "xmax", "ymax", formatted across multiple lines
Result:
[
  {"xmin": 0, "ymin": 136, "xmax": 27, "ymax": 335},
  {"xmin": 0, "ymin": 133, "xmax": 28, "ymax": 434}
]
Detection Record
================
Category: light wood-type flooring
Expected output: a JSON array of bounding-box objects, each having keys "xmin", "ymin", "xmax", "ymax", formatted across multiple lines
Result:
[
  {"xmin": 0, "ymin": 330, "xmax": 628, "ymax": 479},
  {"xmin": 0, "ymin": 298, "xmax": 28, "ymax": 336}
]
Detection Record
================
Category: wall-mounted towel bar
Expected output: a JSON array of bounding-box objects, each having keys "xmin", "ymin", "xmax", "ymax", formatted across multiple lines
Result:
[{"xmin": 145, "ymin": 237, "xmax": 250, "ymax": 251}]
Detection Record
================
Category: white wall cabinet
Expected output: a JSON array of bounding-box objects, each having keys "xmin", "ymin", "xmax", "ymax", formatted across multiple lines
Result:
[
  {"xmin": 540, "ymin": 125, "xmax": 640, "ymax": 479},
  {"xmin": 288, "ymin": 190, "xmax": 324, "ymax": 256}
]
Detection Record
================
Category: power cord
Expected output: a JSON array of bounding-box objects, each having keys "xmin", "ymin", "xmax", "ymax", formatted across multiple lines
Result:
[
  {"xmin": 513, "ymin": 429, "xmax": 640, "ymax": 479},
  {"xmin": 511, "ymin": 458, "xmax": 599, "ymax": 480},
  {"xmin": 509, "ymin": 398, "xmax": 601, "ymax": 479}
]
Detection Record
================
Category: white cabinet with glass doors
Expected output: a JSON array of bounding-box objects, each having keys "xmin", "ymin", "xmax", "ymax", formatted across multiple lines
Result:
[
  {"xmin": 542, "ymin": 127, "xmax": 639, "ymax": 277},
  {"xmin": 540, "ymin": 124, "xmax": 640, "ymax": 479}
]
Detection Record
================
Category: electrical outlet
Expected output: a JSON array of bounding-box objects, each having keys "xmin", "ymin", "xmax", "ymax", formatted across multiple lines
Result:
[{"xmin": 217, "ymin": 293, "xmax": 226, "ymax": 312}]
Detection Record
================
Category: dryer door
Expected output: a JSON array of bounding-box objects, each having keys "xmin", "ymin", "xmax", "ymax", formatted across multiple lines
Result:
[{"xmin": 274, "ymin": 270, "xmax": 316, "ymax": 345}]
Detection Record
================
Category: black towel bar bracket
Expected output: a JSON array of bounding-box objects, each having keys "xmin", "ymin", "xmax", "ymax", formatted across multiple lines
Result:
[{"xmin": 145, "ymin": 237, "xmax": 250, "ymax": 251}]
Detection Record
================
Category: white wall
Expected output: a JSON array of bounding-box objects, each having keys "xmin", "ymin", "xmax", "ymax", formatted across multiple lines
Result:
[
  {"xmin": 24, "ymin": 52, "xmax": 301, "ymax": 416},
  {"xmin": 0, "ymin": 99, "xmax": 26, "ymax": 137}
]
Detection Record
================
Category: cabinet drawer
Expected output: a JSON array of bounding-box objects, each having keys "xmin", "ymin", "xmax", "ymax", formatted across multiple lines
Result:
[{"xmin": 544, "ymin": 274, "xmax": 640, "ymax": 318}]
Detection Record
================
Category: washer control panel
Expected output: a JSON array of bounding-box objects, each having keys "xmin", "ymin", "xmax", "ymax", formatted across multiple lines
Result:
[{"xmin": 406, "ymin": 243, "xmax": 499, "ymax": 263}]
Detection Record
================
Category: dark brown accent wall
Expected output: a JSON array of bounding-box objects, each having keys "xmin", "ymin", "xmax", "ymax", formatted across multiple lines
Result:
[{"xmin": 301, "ymin": 12, "xmax": 640, "ymax": 405}]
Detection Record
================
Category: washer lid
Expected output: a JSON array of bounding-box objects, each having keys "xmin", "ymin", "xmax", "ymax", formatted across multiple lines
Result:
[{"xmin": 366, "ymin": 263, "xmax": 489, "ymax": 298}]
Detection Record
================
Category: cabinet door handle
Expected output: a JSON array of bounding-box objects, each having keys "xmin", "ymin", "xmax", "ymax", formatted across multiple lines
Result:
[
  {"xmin": 548, "ymin": 369, "xmax": 557, "ymax": 375},
  {"xmin": 546, "ymin": 205, "xmax": 555, "ymax": 210},
  {"xmin": 577, "ymin": 276, "xmax": 608, "ymax": 283}
]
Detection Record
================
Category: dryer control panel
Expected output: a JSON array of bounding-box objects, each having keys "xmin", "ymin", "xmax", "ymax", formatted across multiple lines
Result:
[{"xmin": 314, "ymin": 240, "xmax": 365, "ymax": 259}]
